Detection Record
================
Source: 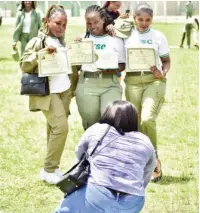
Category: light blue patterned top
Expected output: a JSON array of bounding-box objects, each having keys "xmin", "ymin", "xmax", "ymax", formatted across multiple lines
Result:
[{"xmin": 75, "ymin": 123, "xmax": 156, "ymax": 196}]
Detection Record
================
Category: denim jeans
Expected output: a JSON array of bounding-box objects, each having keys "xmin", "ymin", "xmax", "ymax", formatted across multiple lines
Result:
[{"xmin": 54, "ymin": 182, "xmax": 144, "ymax": 213}]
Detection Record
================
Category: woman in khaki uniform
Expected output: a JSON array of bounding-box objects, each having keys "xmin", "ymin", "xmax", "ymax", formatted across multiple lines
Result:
[
  {"xmin": 75, "ymin": 5, "xmax": 125, "ymax": 130},
  {"xmin": 20, "ymin": 5, "xmax": 72, "ymax": 184},
  {"xmin": 13, "ymin": 1, "xmax": 42, "ymax": 55},
  {"xmin": 124, "ymin": 4, "xmax": 171, "ymax": 182}
]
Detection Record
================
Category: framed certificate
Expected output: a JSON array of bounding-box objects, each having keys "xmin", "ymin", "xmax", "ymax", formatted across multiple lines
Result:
[
  {"xmin": 126, "ymin": 47, "xmax": 157, "ymax": 72},
  {"xmin": 67, "ymin": 40, "xmax": 94, "ymax": 65},
  {"xmin": 38, "ymin": 47, "xmax": 71, "ymax": 77}
]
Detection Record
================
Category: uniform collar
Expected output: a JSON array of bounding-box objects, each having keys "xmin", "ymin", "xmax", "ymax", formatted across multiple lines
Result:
[{"xmin": 136, "ymin": 27, "xmax": 151, "ymax": 34}]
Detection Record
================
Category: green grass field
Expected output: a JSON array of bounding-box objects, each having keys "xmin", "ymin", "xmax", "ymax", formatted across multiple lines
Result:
[{"xmin": 0, "ymin": 22, "xmax": 198, "ymax": 213}]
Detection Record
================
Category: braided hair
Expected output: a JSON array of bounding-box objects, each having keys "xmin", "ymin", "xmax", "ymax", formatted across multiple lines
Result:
[
  {"xmin": 84, "ymin": 5, "xmax": 107, "ymax": 38},
  {"xmin": 43, "ymin": 4, "xmax": 67, "ymax": 34}
]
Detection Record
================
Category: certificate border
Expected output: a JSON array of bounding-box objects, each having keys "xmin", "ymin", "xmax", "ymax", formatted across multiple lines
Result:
[
  {"xmin": 68, "ymin": 40, "xmax": 94, "ymax": 65},
  {"xmin": 126, "ymin": 47, "xmax": 157, "ymax": 72}
]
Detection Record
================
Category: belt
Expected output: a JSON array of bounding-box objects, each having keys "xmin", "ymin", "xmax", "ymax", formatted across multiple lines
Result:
[
  {"xmin": 83, "ymin": 71, "xmax": 114, "ymax": 79},
  {"xmin": 126, "ymin": 71, "xmax": 152, "ymax": 76},
  {"xmin": 106, "ymin": 187, "xmax": 130, "ymax": 196}
]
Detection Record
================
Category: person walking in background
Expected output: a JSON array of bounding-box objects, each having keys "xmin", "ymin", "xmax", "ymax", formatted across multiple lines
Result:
[
  {"xmin": 0, "ymin": 8, "xmax": 2, "ymax": 26},
  {"xmin": 75, "ymin": 5, "xmax": 125, "ymax": 130},
  {"xmin": 124, "ymin": 4, "xmax": 171, "ymax": 182},
  {"xmin": 103, "ymin": 1, "xmax": 130, "ymax": 30},
  {"xmin": 180, "ymin": 16, "xmax": 199, "ymax": 49},
  {"xmin": 13, "ymin": 1, "xmax": 42, "ymax": 55},
  {"xmin": 103, "ymin": 1, "xmax": 129, "ymax": 80},
  {"xmin": 103, "ymin": 1, "xmax": 121, "ymax": 28},
  {"xmin": 185, "ymin": 1, "xmax": 193, "ymax": 19},
  {"xmin": 193, "ymin": 17, "xmax": 199, "ymax": 49},
  {"xmin": 20, "ymin": 5, "xmax": 72, "ymax": 184},
  {"xmin": 54, "ymin": 100, "xmax": 156, "ymax": 213}
]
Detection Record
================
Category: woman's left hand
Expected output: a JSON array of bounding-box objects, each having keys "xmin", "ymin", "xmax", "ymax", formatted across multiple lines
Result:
[{"xmin": 150, "ymin": 65, "xmax": 164, "ymax": 79}]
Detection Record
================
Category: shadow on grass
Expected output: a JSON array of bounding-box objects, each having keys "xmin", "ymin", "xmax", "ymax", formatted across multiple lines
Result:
[
  {"xmin": 154, "ymin": 175, "xmax": 195, "ymax": 185},
  {"xmin": 0, "ymin": 57, "xmax": 12, "ymax": 61}
]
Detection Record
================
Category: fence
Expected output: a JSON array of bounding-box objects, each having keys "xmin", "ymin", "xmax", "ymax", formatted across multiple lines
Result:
[{"xmin": 0, "ymin": 1, "xmax": 199, "ymax": 18}]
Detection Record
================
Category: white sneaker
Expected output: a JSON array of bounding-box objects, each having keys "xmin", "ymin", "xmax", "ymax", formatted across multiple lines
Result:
[
  {"xmin": 40, "ymin": 169, "xmax": 61, "ymax": 184},
  {"xmin": 54, "ymin": 169, "xmax": 63, "ymax": 178}
]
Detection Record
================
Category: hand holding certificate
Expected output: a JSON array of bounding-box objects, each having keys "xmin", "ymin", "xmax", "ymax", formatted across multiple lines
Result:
[
  {"xmin": 67, "ymin": 40, "xmax": 94, "ymax": 65},
  {"xmin": 126, "ymin": 47, "xmax": 158, "ymax": 72},
  {"xmin": 38, "ymin": 47, "xmax": 71, "ymax": 77}
]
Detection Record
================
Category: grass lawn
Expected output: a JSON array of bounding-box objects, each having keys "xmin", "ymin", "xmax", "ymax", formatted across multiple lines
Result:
[{"xmin": 0, "ymin": 22, "xmax": 198, "ymax": 213}]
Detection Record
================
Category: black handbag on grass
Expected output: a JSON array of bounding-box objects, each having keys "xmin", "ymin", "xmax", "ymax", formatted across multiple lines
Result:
[
  {"xmin": 56, "ymin": 126, "xmax": 112, "ymax": 197},
  {"xmin": 20, "ymin": 73, "xmax": 49, "ymax": 96}
]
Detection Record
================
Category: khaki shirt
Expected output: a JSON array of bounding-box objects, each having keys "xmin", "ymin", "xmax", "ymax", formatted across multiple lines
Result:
[
  {"xmin": 13, "ymin": 9, "xmax": 42, "ymax": 42},
  {"xmin": 20, "ymin": 33, "xmax": 60, "ymax": 111}
]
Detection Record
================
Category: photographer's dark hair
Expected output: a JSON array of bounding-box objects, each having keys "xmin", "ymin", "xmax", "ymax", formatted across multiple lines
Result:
[
  {"xmin": 100, "ymin": 100, "xmax": 138, "ymax": 135},
  {"xmin": 84, "ymin": 5, "xmax": 106, "ymax": 38}
]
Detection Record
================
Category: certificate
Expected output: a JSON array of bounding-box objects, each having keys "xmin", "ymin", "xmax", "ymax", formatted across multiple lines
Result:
[
  {"xmin": 38, "ymin": 47, "xmax": 71, "ymax": 77},
  {"xmin": 126, "ymin": 47, "xmax": 157, "ymax": 72},
  {"xmin": 96, "ymin": 50, "xmax": 119, "ymax": 70},
  {"xmin": 67, "ymin": 40, "xmax": 94, "ymax": 65}
]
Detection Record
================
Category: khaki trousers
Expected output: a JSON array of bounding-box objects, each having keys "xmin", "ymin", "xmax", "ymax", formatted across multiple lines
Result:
[
  {"xmin": 42, "ymin": 89, "xmax": 72, "ymax": 172},
  {"xmin": 76, "ymin": 72, "xmax": 122, "ymax": 130},
  {"xmin": 20, "ymin": 33, "xmax": 30, "ymax": 55},
  {"xmin": 125, "ymin": 73, "xmax": 166, "ymax": 151}
]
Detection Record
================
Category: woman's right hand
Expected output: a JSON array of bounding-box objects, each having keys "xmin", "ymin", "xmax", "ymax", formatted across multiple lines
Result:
[
  {"xmin": 39, "ymin": 46, "xmax": 56, "ymax": 54},
  {"xmin": 12, "ymin": 42, "xmax": 17, "ymax": 50}
]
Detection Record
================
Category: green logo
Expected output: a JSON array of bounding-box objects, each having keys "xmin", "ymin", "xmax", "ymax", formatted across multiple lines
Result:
[
  {"xmin": 140, "ymin": 39, "xmax": 152, "ymax": 44},
  {"xmin": 95, "ymin": 44, "xmax": 106, "ymax": 50}
]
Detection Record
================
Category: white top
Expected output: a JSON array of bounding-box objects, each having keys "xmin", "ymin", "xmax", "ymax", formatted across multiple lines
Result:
[
  {"xmin": 186, "ymin": 17, "xmax": 195, "ymax": 24},
  {"xmin": 22, "ymin": 10, "xmax": 32, "ymax": 33},
  {"xmin": 45, "ymin": 37, "xmax": 71, "ymax": 93},
  {"xmin": 81, "ymin": 34, "xmax": 126, "ymax": 72},
  {"xmin": 182, "ymin": 17, "xmax": 198, "ymax": 32},
  {"xmin": 125, "ymin": 28, "xmax": 169, "ymax": 71}
]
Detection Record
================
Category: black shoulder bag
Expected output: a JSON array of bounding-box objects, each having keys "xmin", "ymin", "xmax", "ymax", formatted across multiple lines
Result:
[
  {"xmin": 56, "ymin": 126, "xmax": 112, "ymax": 197},
  {"xmin": 20, "ymin": 37, "xmax": 49, "ymax": 96}
]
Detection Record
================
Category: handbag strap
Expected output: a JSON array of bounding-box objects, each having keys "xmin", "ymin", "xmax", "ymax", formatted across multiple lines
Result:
[
  {"xmin": 89, "ymin": 125, "xmax": 111, "ymax": 157},
  {"xmin": 89, "ymin": 125, "xmax": 122, "ymax": 159},
  {"xmin": 62, "ymin": 125, "xmax": 111, "ymax": 176},
  {"xmin": 90, "ymin": 134, "xmax": 121, "ymax": 159}
]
